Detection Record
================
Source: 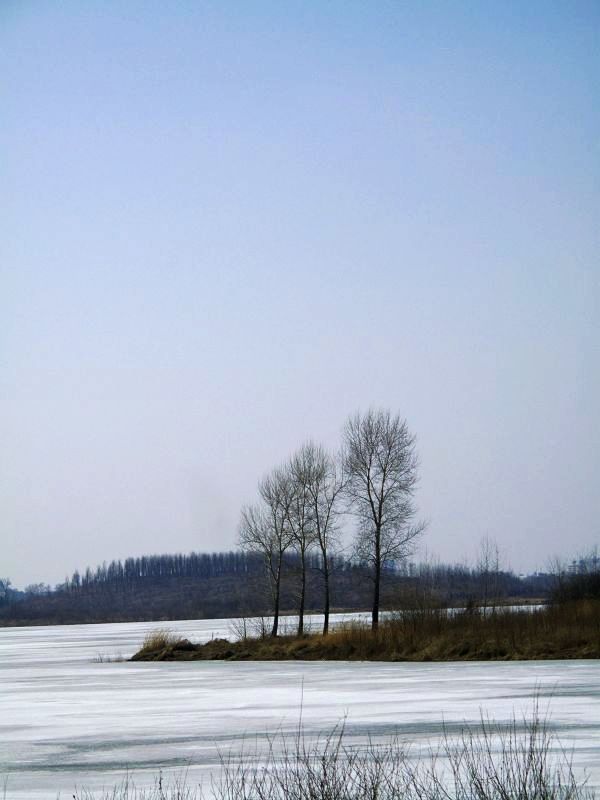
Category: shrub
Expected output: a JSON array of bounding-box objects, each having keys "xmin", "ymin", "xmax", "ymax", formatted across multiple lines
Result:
[
  {"xmin": 72, "ymin": 706, "xmax": 593, "ymax": 799},
  {"xmin": 214, "ymin": 704, "xmax": 592, "ymax": 800}
]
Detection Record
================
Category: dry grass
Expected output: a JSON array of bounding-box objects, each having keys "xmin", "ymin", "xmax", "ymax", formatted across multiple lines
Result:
[
  {"xmin": 316, "ymin": 599, "xmax": 600, "ymax": 661},
  {"xmin": 93, "ymin": 652, "xmax": 126, "ymax": 663},
  {"xmin": 71, "ymin": 706, "xmax": 594, "ymax": 799},
  {"xmin": 215, "ymin": 707, "xmax": 592, "ymax": 800},
  {"xmin": 137, "ymin": 628, "xmax": 180, "ymax": 656},
  {"xmin": 73, "ymin": 772, "xmax": 195, "ymax": 799}
]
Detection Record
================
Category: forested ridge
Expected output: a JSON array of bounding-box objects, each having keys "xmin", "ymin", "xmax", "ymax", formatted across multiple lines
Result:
[{"xmin": 0, "ymin": 548, "xmax": 551, "ymax": 627}]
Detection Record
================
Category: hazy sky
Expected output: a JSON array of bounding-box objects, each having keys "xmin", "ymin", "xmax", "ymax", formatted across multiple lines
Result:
[{"xmin": 2, "ymin": 1, "xmax": 599, "ymax": 587}]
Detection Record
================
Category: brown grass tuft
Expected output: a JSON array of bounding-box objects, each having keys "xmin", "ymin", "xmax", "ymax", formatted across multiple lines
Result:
[{"xmin": 139, "ymin": 628, "xmax": 178, "ymax": 653}]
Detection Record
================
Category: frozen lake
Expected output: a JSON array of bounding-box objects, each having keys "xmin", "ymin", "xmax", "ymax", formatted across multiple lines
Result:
[{"xmin": 1, "ymin": 615, "xmax": 599, "ymax": 798}]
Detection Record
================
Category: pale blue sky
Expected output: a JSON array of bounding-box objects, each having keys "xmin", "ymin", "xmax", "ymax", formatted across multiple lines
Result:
[{"xmin": 1, "ymin": 1, "xmax": 599, "ymax": 586}]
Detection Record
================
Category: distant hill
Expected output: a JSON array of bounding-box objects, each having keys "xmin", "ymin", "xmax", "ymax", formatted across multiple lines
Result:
[{"xmin": 0, "ymin": 549, "xmax": 551, "ymax": 627}]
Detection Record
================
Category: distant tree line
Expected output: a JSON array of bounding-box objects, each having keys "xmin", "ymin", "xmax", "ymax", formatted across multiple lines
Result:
[
  {"xmin": 2, "ymin": 549, "xmax": 589, "ymax": 627},
  {"xmin": 550, "ymin": 550, "xmax": 600, "ymax": 604},
  {"xmin": 59, "ymin": 551, "xmax": 267, "ymax": 592},
  {"xmin": 54, "ymin": 550, "xmax": 355, "ymax": 595}
]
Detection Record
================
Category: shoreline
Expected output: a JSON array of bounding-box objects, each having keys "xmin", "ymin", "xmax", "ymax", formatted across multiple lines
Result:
[{"xmin": 0, "ymin": 598, "xmax": 546, "ymax": 629}]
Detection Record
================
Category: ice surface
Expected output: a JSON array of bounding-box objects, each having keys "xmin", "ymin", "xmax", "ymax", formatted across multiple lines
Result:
[{"xmin": 1, "ymin": 615, "xmax": 598, "ymax": 799}]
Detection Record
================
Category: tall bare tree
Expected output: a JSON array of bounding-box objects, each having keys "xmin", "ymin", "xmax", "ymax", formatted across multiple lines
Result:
[
  {"xmin": 286, "ymin": 448, "xmax": 315, "ymax": 636},
  {"xmin": 343, "ymin": 409, "xmax": 425, "ymax": 630},
  {"xmin": 476, "ymin": 536, "xmax": 501, "ymax": 613},
  {"xmin": 238, "ymin": 504, "xmax": 275, "ymax": 628},
  {"xmin": 303, "ymin": 443, "xmax": 345, "ymax": 635},
  {"xmin": 238, "ymin": 466, "xmax": 293, "ymax": 637}
]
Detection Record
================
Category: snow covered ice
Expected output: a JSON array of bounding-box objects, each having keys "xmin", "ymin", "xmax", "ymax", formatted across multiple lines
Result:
[{"xmin": 1, "ymin": 616, "xmax": 599, "ymax": 798}]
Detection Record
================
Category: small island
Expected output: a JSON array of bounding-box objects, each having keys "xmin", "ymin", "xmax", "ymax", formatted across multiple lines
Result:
[{"xmin": 132, "ymin": 594, "xmax": 600, "ymax": 663}]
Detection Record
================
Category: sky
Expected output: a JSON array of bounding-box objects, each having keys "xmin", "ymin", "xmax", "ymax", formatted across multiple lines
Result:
[{"xmin": 1, "ymin": 1, "xmax": 599, "ymax": 588}]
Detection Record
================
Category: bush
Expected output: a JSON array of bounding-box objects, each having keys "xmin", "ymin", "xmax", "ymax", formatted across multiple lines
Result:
[
  {"xmin": 214, "ymin": 705, "xmax": 591, "ymax": 800},
  {"xmin": 72, "ymin": 706, "xmax": 593, "ymax": 799}
]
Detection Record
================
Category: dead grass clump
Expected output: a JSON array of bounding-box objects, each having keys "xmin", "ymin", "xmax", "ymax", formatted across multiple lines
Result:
[
  {"xmin": 93, "ymin": 652, "xmax": 126, "ymax": 663},
  {"xmin": 139, "ymin": 628, "xmax": 179, "ymax": 654}
]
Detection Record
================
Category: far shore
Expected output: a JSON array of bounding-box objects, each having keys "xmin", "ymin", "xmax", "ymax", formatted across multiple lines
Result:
[{"xmin": 0, "ymin": 597, "xmax": 545, "ymax": 628}]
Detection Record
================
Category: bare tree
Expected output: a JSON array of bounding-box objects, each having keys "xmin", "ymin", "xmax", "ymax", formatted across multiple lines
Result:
[
  {"xmin": 303, "ymin": 443, "xmax": 345, "ymax": 635},
  {"xmin": 286, "ymin": 448, "xmax": 315, "ymax": 636},
  {"xmin": 476, "ymin": 536, "xmax": 501, "ymax": 613},
  {"xmin": 343, "ymin": 409, "xmax": 425, "ymax": 630},
  {"xmin": 238, "ymin": 504, "xmax": 274, "ymax": 623},
  {"xmin": 238, "ymin": 466, "xmax": 294, "ymax": 637}
]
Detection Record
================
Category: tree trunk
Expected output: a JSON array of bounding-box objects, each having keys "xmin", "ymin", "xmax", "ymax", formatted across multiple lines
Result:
[
  {"xmin": 298, "ymin": 549, "xmax": 306, "ymax": 637},
  {"xmin": 372, "ymin": 526, "xmax": 381, "ymax": 631},
  {"xmin": 271, "ymin": 556, "xmax": 281, "ymax": 637},
  {"xmin": 271, "ymin": 586, "xmax": 280, "ymax": 637},
  {"xmin": 322, "ymin": 554, "xmax": 330, "ymax": 636}
]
